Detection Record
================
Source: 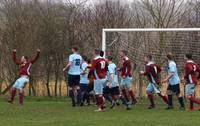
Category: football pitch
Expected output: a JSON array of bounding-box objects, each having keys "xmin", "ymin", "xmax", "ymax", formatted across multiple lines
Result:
[{"xmin": 0, "ymin": 97, "xmax": 200, "ymax": 126}]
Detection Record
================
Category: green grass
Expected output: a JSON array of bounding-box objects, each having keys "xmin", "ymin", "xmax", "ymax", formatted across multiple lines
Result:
[{"xmin": 0, "ymin": 96, "xmax": 200, "ymax": 126}]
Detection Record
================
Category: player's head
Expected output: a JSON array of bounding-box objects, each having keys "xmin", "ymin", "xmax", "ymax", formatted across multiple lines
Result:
[
  {"xmin": 120, "ymin": 50, "xmax": 128, "ymax": 57},
  {"xmin": 166, "ymin": 52, "xmax": 173, "ymax": 61},
  {"xmin": 71, "ymin": 46, "xmax": 78, "ymax": 53},
  {"xmin": 107, "ymin": 56, "xmax": 113, "ymax": 63},
  {"xmin": 144, "ymin": 55, "xmax": 152, "ymax": 63},
  {"xmin": 185, "ymin": 53, "xmax": 192, "ymax": 60},
  {"xmin": 82, "ymin": 55, "xmax": 88, "ymax": 62},
  {"xmin": 100, "ymin": 50, "xmax": 104, "ymax": 57},
  {"xmin": 21, "ymin": 56, "xmax": 28, "ymax": 62}
]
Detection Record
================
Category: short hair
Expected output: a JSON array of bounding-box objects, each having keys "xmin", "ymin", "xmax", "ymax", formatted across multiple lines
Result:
[
  {"xmin": 72, "ymin": 46, "xmax": 78, "ymax": 51},
  {"xmin": 107, "ymin": 56, "xmax": 113, "ymax": 61},
  {"xmin": 82, "ymin": 55, "xmax": 88, "ymax": 61},
  {"xmin": 167, "ymin": 52, "xmax": 173, "ymax": 60},
  {"xmin": 146, "ymin": 55, "xmax": 152, "ymax": 60},
  {"xmin": 185, "ymin": 53, "xmax": 192, "ymax": 60},
  {"xmin": 94, "ymin": 49, "xmax": 100, "ymax": 55},
  {"xmin": 121, "ymin": 50, "xmax": 128, "ymax": 56},
  {"xmin": 100, "ymin": 51, "xmax": 104, "ymax": 57}
]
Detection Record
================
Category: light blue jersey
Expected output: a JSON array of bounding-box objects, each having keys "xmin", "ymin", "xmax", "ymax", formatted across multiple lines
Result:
[
  {"xmin": 108, "ymin": 63, "xmax": 119, "ymax": 87},
  {"xmin": 68, "ymin": 53, "xmax": 82, "ymax": 75},
  {"xmin": 168, "ymin": 61, "xmax": 180, "ymax": 85},
  {"xmin": 80, "ymin": 62, "xmax": 89, "ymax": 84}
]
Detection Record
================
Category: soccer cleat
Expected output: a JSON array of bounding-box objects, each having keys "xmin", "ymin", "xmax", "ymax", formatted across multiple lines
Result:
[
  {"xmin": 187, "ymin": 108, "xmax": 195, "ymax": 111},
  {"xmin": 198, "ymin": 104, "xmax": 200, "ymax": 111},
  {"xmin": 179, "ymin": 107, "xmax": 185, "ymax": 111},
  {"xmin": 126, "ymin": 105, "xmax": 131, "ymax": 110},
  {"xmin": 7, "ymin": 100, "xmax": 13, "ymax": 104},
  {"xmin": 147, "ymin": 105, "xmax": 155, "ymax": 109},
  {"xmin": 131, "ymin": 100, "xmax": 137, "ymax": 105},
  {"xmin": 165, "ymin": 106, "xmax": 173, "ymax": 110},
  {"xmin": 94, "ymin": 108, "xmax": 104, "ymax": 112},
  {"xmin": 110, "ymin": 101, "xmax": 116, "ymax": 109}
]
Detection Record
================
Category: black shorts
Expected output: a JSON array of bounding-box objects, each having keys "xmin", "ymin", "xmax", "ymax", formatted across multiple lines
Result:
[
  {"xmin": 68, "ymin": 74, "xmax": 80, "ymax": 87},
  {"xmin": 167, "ymin": 84, "xmax": 180, "ymax": 95},
  {"xmin": 110, "ymin": 86, "xmax": 120, "ymax": 95},
  {"xmin": 103, "ymin": 86, "xmax": 110, "ymax": 95},
  {"xmin": 80, "ymin": 84, "xmax": 88, "ymax": 92}
]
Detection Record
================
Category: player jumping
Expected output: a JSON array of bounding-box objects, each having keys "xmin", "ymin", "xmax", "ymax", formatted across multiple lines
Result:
[{"xmin": 8, "ymin": 49, "xmax": 40, "ymax": 105}]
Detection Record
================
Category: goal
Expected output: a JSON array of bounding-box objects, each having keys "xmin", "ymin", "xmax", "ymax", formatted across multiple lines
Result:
[{"xmin": 102, "ymin": 28, "xmax": 200, "ymax": 69}]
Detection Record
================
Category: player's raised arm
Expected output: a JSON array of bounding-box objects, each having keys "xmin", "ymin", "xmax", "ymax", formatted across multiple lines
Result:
[
  {"xmin": 30, "ymin": 49, "xmax": 40, "ymax": 64},
  {"xmin": 12, "ymin": 49, "xmax": 21, "ymax": 65}
]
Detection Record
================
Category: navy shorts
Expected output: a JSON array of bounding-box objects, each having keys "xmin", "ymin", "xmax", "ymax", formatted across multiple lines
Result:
[
  {"xmin": 68, "ymin": 74, "xmax": 80, "ymax": 87},
  {"xmin": 110, "ymin": 86, "xmax": 120, "ymax": 95},
  {"xmin": 167, "ymin": 84, "xmax": 180, "ymax": 95},
  {"xmin": 80, "ymin": 84, "xmax": 88, "ymax": 92}
]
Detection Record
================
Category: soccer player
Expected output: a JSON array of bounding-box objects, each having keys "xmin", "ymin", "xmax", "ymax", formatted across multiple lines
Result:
[
  {"xmin": 118, "ymin": 50, "xmax": 137, "ymax": 105},
  {"xmin": 63, "ymin": 47, "xmax": 82, "ymax": 107},
  {"xmin": 183, "ymin": 53, "xmax": 200, "ymax": 111},
  {"xmin": 89, "ymin": 49, "xmax": 108, "ymax": 112},
  {"xmin": 79, "ymin": 55, "xmax": 90, "ymax": 106},
  {"xmin": 163, "ymin": 53, "xmax": 185, "ymax": 110},
  {"xmin": 8, "ymin": 49, "xmax": 40, "ymax": 105},
  {"xmin": 107, "ymin": 56, "xmax": 131, "ymax": 110},
  {"xmin": 140, "ymin": 55, "xmax": 168, "ymax": 109}
]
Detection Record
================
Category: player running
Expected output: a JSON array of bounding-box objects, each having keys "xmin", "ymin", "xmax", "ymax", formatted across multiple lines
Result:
[
  {"xmin": 89, "ymin": 49, "xmax": 108, "ymax": 112},
  {"xmin": 63, "ymin": 47, "xmax": 82, "ymax": 107},
  {"xmin": 8, "ymin": 49, "xmax": 40, "ymax": 105},
  {"xmin": 107, "ymin": 56, "xmax": 131, "ymax": 110},
  {"xmin": 140, "ymin": 55, "xmax": 168, "ymax": 109},
  {"xmin": 118, "ymin": 50, "xmax": 137, "ymax": 105},
  {"xmin": 163, "ymin": 53, "xmax": 185, "ymax": 110},
  {"xmin": 183, "ymin": 53, "xmax": 200, "ymax": 111}
]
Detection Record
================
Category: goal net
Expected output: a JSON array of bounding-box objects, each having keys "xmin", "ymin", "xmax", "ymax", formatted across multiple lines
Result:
[{"xmin": 102, "ymin": 28, "xmax": 200, "ymax": 97}]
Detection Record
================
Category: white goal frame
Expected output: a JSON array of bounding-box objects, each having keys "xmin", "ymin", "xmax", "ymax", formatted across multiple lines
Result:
[{"xmin": 102, "ymin": 28, "xmax": 200, "ymax": 57}]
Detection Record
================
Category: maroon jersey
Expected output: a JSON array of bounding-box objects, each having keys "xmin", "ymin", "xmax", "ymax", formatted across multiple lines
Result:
[
  {"xmin": 184, "ymin": 60, "xmax": 200, "ymax": 85},
  {"xmin": 120, "ymin": 57, "xmax": 132, "ymax": 77},
  {"xmin": 13, "ymin": 51, "xmax": 40, "ymax": 76},
  {"xmin": 89, "ymin": 56, "xmax": 108, "ymax": 79},
  {"xmin": 143, "ymin": 62, "xmax": 161, "ymax": 84}
]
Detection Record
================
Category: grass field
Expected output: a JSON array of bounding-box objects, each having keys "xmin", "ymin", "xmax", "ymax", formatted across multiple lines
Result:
[{"xmin": 0, "ymin": 96, "xmax": 200, "ymax": 126}]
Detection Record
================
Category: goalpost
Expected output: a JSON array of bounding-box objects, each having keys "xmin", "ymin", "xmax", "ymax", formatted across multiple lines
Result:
[
  {"xmin": 102, "ymin": 28, "xmax": 200, "ymax": 97},
  {"xmin": 102, "ymin": 28, "xmax": 200, "ymax": 58}
]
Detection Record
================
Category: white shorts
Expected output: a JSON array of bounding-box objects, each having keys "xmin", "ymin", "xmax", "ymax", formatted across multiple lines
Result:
[
  {"xmin": 94, "ymin": 78, "xmax": 107, "ymax": 95},
  {"xmin": 13, "ymin": 76, "xmax": 29, "ymax": 90}
]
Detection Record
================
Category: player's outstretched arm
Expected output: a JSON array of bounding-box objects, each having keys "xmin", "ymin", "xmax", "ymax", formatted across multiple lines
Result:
[
  {"xmin": 30, "ymin": 49, "xmax": 40, "ymax": 63},
  {"xmin": 12, "ymin": 49, "xmax": 20, "ymax": 65}
]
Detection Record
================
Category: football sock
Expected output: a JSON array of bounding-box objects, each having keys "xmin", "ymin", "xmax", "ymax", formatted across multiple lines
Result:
[
  {"xmin": 69, "ymin": 90, "xmax": 75, "ymax": 106},
  {"xmin": 120, "ymin": 95, "xmax": 128, "ymax": 106},
  {"xmin": 190, "ymin": 96, "xmax": 200, "ymax": 104},
  {"xmin": 11, "ymin": 88, "xmax": 17, "ymax": 101},
  {"xmin": 178, "ymin": 97, "xmax": 185, "ymax": 108},
  {"xmin": 158, "ymin": 93, "xmax": 168, "ymax": 104},
  {"xmin": 128, "ymin": 90, "xmax": 137, "ymax": 103},
  {"xmin": 98, "ymin": 96, "xmax": 104, "ymax": 110},
  {"xmin": 147, "ymin": 94, "xmax": 155, "ymax": 107},
  {"xmin": 168, "ymin": 95, "xmax": 173, "ymax": 107},
  {"xmin": 19, "ymin": 92, "xmax": 24, "ymax": 105},
  {"xmin": 104, "ymin": 94, "xmax": 112, "ymax": 103},
  {"xmin": 122, "ymin": 89, "xmax": 129, "ymax": 102},
  {"xmin": 77, "ymin": 89, "xmax": 82, "ymax": 105}
]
